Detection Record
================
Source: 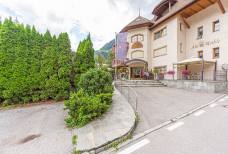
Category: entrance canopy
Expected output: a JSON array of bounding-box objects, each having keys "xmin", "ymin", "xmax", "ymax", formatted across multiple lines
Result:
[
  {"xmin": 125, "ymin": 58, "xmax": 148, "ymax": 66},
  {"xmin": 175, "ymin": 58, "xmax": 216, "ymax": 66}
]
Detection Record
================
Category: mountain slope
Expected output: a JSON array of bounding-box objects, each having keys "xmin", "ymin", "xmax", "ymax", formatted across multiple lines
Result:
[{"xmin": 95, "ymin": 39, "xmax": 114, "ymax": 59}]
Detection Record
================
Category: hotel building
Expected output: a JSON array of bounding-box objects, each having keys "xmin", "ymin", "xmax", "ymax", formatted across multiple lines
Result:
[{"xmin": 118, "ymin": 0, "xmax": 228, "ymax": 81}]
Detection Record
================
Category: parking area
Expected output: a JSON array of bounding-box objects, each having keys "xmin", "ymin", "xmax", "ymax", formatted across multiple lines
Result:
[
  {"xmin": 0, "ymin": 103, "xmax": 72, "ymax": 154},
  {"xmin": 132, "ymin": 87, "xmax": 222, "ymax": 134}
]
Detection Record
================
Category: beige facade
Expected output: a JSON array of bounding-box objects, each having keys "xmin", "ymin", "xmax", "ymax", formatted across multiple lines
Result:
[{"xmin": 121, "ymin": 0, "xmax": 228, "ymax": 81}]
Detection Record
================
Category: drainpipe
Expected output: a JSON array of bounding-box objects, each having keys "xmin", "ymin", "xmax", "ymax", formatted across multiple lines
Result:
[
  {"xmin": 214, "ymin": 61, "xmax": 217, "ymax": 81},
  {"xmin": 201, "ymin": 58, "xmax": 204, "ymax": 82}
]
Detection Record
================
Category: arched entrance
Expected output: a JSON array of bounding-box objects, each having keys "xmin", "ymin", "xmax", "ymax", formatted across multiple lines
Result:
[{"xmin": 125, "ymin": 59, "xmax": 148, "ymax": 80}]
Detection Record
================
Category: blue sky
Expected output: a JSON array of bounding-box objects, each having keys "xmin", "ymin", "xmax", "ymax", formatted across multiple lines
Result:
[{"xmin": 0, "ymin": 0, "xmax": 160, "ymax": 50}]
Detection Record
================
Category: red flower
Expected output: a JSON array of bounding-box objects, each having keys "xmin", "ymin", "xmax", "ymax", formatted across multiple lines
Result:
[
  {"xmin": 182, "ymin": 70, "xmax": 190, "ymax": 76},
  {"xmin": 167, "ymin": 70, "xmax": 175, "ymax": 75}
]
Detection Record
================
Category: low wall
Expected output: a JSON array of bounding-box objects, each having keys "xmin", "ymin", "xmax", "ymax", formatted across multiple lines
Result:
[{"xmin": 161, "ymin": 80, "xmax": 228, "ymax": 93}]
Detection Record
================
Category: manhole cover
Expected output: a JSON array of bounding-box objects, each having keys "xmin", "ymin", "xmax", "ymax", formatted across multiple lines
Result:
[{"xmin": 18, "ymin": 134, "xmax": 41, "ymax": 144}]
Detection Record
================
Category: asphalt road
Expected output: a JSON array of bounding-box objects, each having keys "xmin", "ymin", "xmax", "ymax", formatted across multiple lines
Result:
[
  {"xmin": 0, "ymin": 103, "xmax": 73, "ymax": 154},
  {"xmin": 131, "ymin": 87, "xmax": 221, "ymax": 134},
  {"xmin": 117, "ymin": 95, "xmax": 228, "ymax": 154}
]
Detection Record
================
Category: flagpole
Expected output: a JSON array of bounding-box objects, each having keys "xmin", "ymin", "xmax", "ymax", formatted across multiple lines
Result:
[{"xmin": 115, "ymin": 32, "xmax": 117, "ymax": 80}]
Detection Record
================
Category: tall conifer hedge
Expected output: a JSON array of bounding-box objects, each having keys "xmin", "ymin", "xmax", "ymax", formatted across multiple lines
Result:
[{"xmin": 0, "ymin": 18, "xmax": 74, "ymax": 105}]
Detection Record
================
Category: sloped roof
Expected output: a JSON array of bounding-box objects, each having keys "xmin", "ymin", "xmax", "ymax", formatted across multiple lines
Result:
[
  {"xmin": 126, "ymin": 16, "xmax": 152, "ymax": 27},
  {"xmin": 151, "ymin": 0, "xmax": 197, "ymax": 29},
  {"xmin": 121, "ymin": 16, "xmax": 153, "ymax": 32}
]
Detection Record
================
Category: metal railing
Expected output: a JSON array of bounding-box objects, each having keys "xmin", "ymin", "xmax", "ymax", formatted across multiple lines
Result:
[
  {"xmin": 114, "ymin": 81, "xmax": 138, "ymax": 112},
  {"xmin": 176, "ymin": 70, "xmax": 228, "ymax": 81}
]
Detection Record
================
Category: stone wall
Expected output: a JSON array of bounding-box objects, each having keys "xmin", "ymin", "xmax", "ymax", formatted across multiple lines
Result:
[{"xmin": 162, "ymin": 80, "xmax": 228, "ymax": 93}]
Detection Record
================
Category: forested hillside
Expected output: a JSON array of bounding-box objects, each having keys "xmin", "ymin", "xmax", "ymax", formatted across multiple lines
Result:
[{"xmin": 95, "ymin": 39, "xmax": 114, "ymax": 59}]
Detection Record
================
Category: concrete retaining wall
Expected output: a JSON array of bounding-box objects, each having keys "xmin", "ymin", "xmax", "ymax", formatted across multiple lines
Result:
[{"xmin": 161, "ymin": 80, "xmax": 228, "ymax": 93}]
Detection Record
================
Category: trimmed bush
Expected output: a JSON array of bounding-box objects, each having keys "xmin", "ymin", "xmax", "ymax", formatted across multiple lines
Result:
[
  {"xmin": 64, "ymin": 68, "xmax": 113, "ymax": 128},
  {"xmin": 65, "ymin": 90, "xmax": 112, "ymax": 127},
  {"xmin": 78, "ymin": 69, "xmax": 113, "ymax": 95}
]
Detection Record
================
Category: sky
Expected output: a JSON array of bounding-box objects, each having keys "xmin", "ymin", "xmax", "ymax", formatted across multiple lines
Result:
[{"xmin": 0, "ymin": 0, "xmax": 160, "ymax": 50}]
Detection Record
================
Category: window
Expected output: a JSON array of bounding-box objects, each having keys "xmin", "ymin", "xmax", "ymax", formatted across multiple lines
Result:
[
  {"xmin": 213, "ymin": 47, "xmax": 219, "ymax": 59},
  {"xmin": 213, "ymin": 20, "xmax": 220, "ymax": 32},
  {"xmin": 131, "ymin": 50, "xmax": 144, "ymax": 59},
  {"xmin": 154, "ymin": 27, "xmax": 167, "ymax": 40},
  {"xmin": 180, "ymin": 23, "xmax": 182, "ymax": 31},
  {"xmin": 131, "ymin": 34, "xmax": 144, "ymax": 43},
  {"xmin": 197, "ymin": 26, "xmax": 203, "ymax": 39},
  {"xmin": 198, "ymin": 51, "xmax": 203, "ymax": 58},
  {"xmin": 153, "ymin": 46, "xmax": 167, "ymax": 57},
  {"xmin": 180, "ymin": 43, "xmax": 183, "ymax": 53}
]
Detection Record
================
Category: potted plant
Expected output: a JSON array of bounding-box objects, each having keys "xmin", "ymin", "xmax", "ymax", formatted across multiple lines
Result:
[
  {"xmin": 182, "ymin": 70, "xmax": 190, "ymax": 80},
  {"xmin": 153, "ymin": 68, "xmax": 159, "ymax": 80},
  {"xmin": 167, "ymin": 70, "xmax": 175, "ymax": 80}
]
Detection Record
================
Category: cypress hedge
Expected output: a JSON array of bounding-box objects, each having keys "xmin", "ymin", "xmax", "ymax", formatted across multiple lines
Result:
[{"xmin": 0, "ymin": 18, "xmax": 95, "ymax": 105}]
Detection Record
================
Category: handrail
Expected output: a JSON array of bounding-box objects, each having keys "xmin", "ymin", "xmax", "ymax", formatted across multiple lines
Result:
[{"xmin": 114, "ymin": 80, "xmax": 138, "ymax": 112}]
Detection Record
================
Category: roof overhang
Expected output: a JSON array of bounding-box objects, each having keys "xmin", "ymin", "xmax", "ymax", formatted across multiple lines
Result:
[
  {"xmin": 180, "ymin": 0, "xmax": 218, "ymax": 18},
  {"xmin": 150, "ymin": 0, "xmax": 222, "ymax": 30},
  {"xmin": 175, "ymin": 58, "xmax": 216, "ymax": 66},
  {"xmin": 121, "ymin": 22, "xmax": 153, "ymax": 33}
]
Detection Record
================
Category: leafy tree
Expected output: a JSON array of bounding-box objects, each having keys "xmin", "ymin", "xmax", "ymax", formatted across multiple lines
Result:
[
  {"xmin": 107, "ymin": 50, "xmax": 115, "ymax": 68},
  {"xmin": 96, "ymin": 54, "xmax": 105, "ymax": 68}
]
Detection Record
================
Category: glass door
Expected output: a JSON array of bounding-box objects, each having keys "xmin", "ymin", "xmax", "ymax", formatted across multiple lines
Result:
[{"xmin": 131, "ymin": 67, "xmax": 143, "ymax": 79}]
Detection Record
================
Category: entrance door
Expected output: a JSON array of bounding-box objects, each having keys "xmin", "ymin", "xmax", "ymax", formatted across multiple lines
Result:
[{"xmin": 131, "ymin": 67, "xmax": 143, "ymax": 79}]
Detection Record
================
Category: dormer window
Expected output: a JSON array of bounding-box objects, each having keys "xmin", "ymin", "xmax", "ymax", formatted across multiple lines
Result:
[{"xmin": 131, "ymin": 34, "xmax": 144, "ymax": 43}]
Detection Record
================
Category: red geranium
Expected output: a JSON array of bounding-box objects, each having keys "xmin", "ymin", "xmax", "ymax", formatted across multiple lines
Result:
[
  {"xmin": 182, "ymin": 70, "xmax": 190, "ymax": 76},
  {"xmin": 167, "ymin": 70, "xmax": 175, "ymax": 75}
]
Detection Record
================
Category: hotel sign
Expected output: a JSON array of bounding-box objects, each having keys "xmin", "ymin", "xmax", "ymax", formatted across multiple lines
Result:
[{"xmin": 192, "ymin": 39, "xmax": 220, "ymax": 49}]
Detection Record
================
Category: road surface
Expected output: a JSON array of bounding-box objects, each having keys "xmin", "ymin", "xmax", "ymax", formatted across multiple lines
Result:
[{"xmin": 117, "ymin": 95, "xmax": 228, "ymax": 154}]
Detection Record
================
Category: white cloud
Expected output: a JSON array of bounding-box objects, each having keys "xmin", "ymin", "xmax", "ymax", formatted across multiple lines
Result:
[{"xmin": 0, "ymin": 0, "xmax": 160, "ymax": 50}]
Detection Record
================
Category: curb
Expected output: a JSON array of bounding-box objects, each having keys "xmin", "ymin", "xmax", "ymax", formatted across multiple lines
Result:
[
  {"xmin": 78, "ymin": 88, "xmax": 137, "ymax": 154},
  {"xmin": 108, "ymin": 93, "xmax": 227, "ymax": 152}
]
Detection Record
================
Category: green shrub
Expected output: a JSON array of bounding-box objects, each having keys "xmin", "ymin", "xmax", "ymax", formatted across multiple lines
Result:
[
  {"xmin": 65, "ymin": 68, "xmax": 113, "ymax": 127},
  {"xmin": 64, "ymin": 90, "xmax": 113, "ymax": 128},
  {"xmin": 78, "ymin": 68, "xmax": 113, "ymax": 95}
]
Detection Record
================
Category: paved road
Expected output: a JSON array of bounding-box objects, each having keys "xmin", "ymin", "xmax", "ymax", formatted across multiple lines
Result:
[
  {"xmin": 117, "ymin": 95, "xmax": 228, "ymax": 154},
  {"xmin": 132, "ymin": 87, "xmax": 221, "ymax": 134},
  {"xmin": 0, "ymin": 103, "xmax": 73, "ymax": 154}
]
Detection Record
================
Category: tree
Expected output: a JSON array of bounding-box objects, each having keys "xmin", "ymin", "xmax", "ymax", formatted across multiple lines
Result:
[
  {"xmin": 73, "ymin": 34, "xmax": 95, "ymax": 90},
  {"xmin": 0, "ymin": 18, "xmax": 99, "ymax": 105},
  {"xmin": 96, "ymin": 54, "xmax": 105, "ymax": 68},
  {"xmin": 107, "ymin": 50, "xmax": 115, "ymax": 68},
  {"xmin": 56, "ymin": 32, "xmax": 72, "ymax": 99}
]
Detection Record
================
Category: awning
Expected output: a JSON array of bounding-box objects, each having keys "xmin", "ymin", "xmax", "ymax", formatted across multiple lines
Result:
[
  {"xmin": 175, "ymin": 58, "xmax": 216, "ymax": 65},
  {"xmin": 124, "ymin": 58, "xmax": 148, "ymax": 66}
]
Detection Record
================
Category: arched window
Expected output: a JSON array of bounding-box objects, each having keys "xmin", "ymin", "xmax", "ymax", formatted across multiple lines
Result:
[
  {"xmin": 131, "ymin": 34, "xmax": 144, "ymax": 43},
  {"xmin": 131, "ymin": 50, "xmax": 144, "ymax": 59}
]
